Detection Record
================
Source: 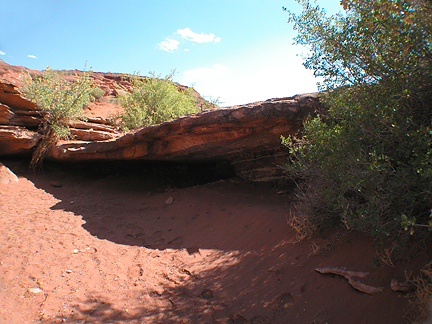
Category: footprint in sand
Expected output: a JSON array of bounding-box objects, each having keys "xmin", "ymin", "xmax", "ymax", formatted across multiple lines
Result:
[
  {"xmin": 167, "ymin": 236, "xmax": 184, "ymax": 247},
  {"xmin": 143, "ymin": 231, "xmax": 166, "ymax": 247},
  {"xmin": 272, "ymin": 292, "xmax": 294, "ymax": 310}
]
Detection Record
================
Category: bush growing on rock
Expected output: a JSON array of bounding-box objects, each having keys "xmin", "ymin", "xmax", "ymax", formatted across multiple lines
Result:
[
  {"xmin": 21, "ymin": 69, "xmax": 94, "ymax": 171},
  {"xmin": 117, "ymin": 71, "xmax": 199, "ymax": 130},
  {"xmin": 282, "ymin": 0, "xmax": 432, "ymax": 240}
]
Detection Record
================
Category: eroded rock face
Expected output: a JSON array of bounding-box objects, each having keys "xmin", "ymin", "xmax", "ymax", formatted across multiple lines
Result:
[
  {"xmin": 0, "ymin": 60, "xmax": 323, "ymax": 181},
  {"xmin": 0, "ymin": 126, "xmax": 41, "ymax": 155},
  {"xmin": 49, "ymin": 93, "xmax": 319, "ymax": 161}
]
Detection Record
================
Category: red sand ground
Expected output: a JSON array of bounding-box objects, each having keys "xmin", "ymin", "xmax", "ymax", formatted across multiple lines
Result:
[
  {"xmin": 0, "ymin": 157, "xmax": 430, "ymax": 324},
  {"xmin": 0, "ymin": 82, "xmax": 430, "ymax": 323}
]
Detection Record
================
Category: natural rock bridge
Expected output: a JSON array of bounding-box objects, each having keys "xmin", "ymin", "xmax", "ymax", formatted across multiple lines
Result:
[{"xmin": 0, "ymin": 61, "xmax": 322, "ymax": 181}]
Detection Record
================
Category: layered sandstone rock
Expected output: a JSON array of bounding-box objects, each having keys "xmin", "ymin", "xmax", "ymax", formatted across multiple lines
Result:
[
  {"xmin": 0, "ymin": 60, "xmax": 323, "ymax": 181},
  {"xmin": 49, "ymin": 93, "xmax": 319, "ymax": 161},
  {"xmin": 0, "ymin": 126, "xmax": 41, "ymax": 155}
]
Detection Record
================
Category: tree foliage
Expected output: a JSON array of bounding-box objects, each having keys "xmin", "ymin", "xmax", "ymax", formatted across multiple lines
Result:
[
  {"xmin": 282, "ymin": 0, "xmax": 432, "ymax": 238},
  {"xmin": 21, "ymin": 69, "xmax": 94, "ymax": 171},
  {"xmin": 118, "ymin": 71, "xmax": 199, "ymax": 130}
]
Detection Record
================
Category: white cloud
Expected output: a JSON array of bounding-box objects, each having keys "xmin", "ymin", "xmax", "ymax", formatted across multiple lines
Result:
[
  {"xmin": 0, "ymin": 51, "xmax": 5, "ymax": 55},
  {"xmin": 27, "ymin": 54, "xmax": 37, "ymax": 59},
  {"xmin": 179, "ymin": 44, "xmax": 319, "ymax": 107},
  {"xmin": 157, "ymin": 39, "xmax": 180, "ymax": 52},
  {"xmin": 182, "ymin": 64, "xmax": 231, "ymax": 82},
  {"xmin": 214, "ymin": 64, "xmax": 318, "ymax": 106},
  {"xmin": 184, "ymin": 49, "xmax": 190, "ymax": 52},
  {"xmin": 177, "ymin": 28, "xmax": 221, "ymax": 43}
]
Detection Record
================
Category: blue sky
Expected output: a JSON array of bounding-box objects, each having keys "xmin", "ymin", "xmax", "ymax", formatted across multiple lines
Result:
[{"xmin": 1, "ymin": 1, "xmax": 341, "ymax": 106}]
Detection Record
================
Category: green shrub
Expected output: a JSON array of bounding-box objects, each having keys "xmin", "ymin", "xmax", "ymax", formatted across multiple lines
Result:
[
  {"xmin": 200, "ymin": 96, "xmax": 222, "ymax": 111},
  {"xmin": 21, "ymin": 69, "xmax": 94, "ymax": 171},
  {"xmin": 282, "ymin": 0, "xmax": 432, "ymax": 239},
  {"xmin": 90, "ymin": 86, "xmax": 106, "ymax": 101},
  {"xmin": 117, "ymin": 71, "xmax": 199, "ymax": 130}
]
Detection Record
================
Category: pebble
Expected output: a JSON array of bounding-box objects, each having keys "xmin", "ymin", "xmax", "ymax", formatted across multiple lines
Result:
[
  {"xmin": 49, "ymin": 181, "xmax": 63, "ymax": 187},
  {"xmin": 28, "ymin": 287, "xmax": 42, "ymax": 294}
]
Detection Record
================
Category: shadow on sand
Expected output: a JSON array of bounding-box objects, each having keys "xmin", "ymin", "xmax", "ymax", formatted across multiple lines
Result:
[{"xmin": 2, "ymin": 157, "xmax": 416, "ymax": 324}]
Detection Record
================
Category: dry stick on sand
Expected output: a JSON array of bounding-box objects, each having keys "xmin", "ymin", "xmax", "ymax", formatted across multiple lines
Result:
[{"xmin": 315, "ymin": 267, "xmax": 384, "ymax": 295}]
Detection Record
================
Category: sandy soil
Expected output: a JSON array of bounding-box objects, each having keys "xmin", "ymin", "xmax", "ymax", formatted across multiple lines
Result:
[
  {"xmin": 0, "ymin": 157, "xmax": 429, "ymax": 324},
  {"xmin": 1, "ymin": 61, "xmax": 429, "ymax": 323},
  {"xmin": 83, "ymin": 100, "xmax": 124, "ymax": 120}
]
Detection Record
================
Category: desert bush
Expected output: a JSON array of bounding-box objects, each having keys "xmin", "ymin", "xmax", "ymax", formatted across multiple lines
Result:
[
  {"xmin": 21, "ymin": 69, "xmax": 94, "ymax": 171},
  {"xmin": 406, "ymin": 261, "xmax": 432, "ymax": 323},
  {"xmin": 51, "ymin": 69, "xmax": 75, "ymax": 76},
  {"xmin": 282, "ymin": 0, "xmax": 432, "ymax": 239},
  {"xmin": 90, "ymin": 86, "xmax": 106, "ymax": 101},
  {"xmin": 200, "ymin": 96, "xmax": 222, "ymax": 111},
  {"xmin": 117, "ymin": 71, "xmax": 199, "ymax": 130}
]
